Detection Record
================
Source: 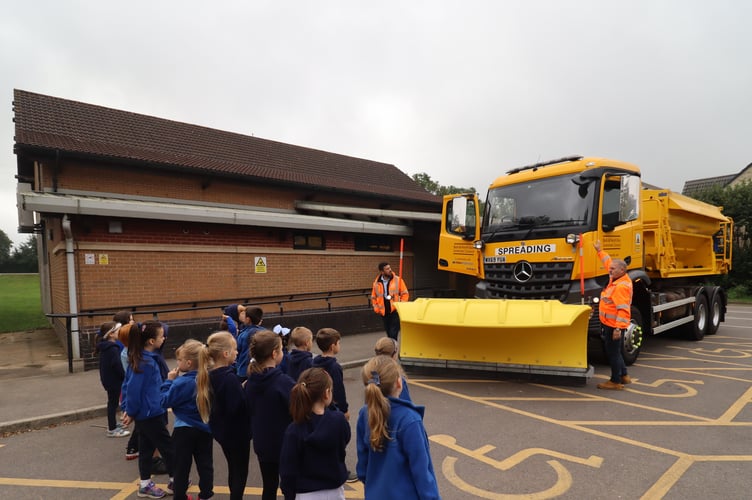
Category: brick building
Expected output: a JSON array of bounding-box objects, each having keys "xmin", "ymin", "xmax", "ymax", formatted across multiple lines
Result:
[
  {"xmin": 682, "ymin": 162, "xmax": 752, "ymax": 197},
  {"xmin": 12, "ymin": 89, "xmax": 458, "ymax": 367}
]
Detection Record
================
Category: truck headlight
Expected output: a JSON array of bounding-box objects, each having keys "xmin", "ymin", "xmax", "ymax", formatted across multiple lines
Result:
[{"xmin": 566, "ymin": 233, "xmax": 580, "ymax": 245}]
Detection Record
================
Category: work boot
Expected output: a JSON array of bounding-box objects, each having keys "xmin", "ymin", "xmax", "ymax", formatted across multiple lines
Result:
[
  {"xmin": 621, "ymin": 375, "xmax": 632, "ymax": 384},
  {"xmin": 597, "ymin": 380, "xmax": 624, "ymax": 390}
]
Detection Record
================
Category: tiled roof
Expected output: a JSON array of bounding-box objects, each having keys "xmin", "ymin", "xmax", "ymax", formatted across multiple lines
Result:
[
  {"xmin": 681, "ymin": 174, "xmax": 735, "ymax": 197},
  {"xmin": 13, "ymin": 89, "xmax": 440, "ymax": 205}
]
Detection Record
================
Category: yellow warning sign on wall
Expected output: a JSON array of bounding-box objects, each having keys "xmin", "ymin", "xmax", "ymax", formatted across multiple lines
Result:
[{"xmin": 255, "ymin": 256, "xmax": 267, "ymax": 274}]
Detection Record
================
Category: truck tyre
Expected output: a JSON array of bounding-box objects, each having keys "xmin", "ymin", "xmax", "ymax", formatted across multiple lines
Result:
[
  {"xmin": 683, "ymin": 293, "xmax": 708, "ymax": 341},
  {"xmin": 707, "ymin": 288, "xmax": 722, "ymax": 335},
  {"xmin": 622, "ymin": 306, "xmax": 643, "ymax": 366}
]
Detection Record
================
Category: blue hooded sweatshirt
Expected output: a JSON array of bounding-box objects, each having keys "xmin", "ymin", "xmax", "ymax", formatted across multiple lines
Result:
[
  {"xmin": 356, "ymin": 397, "xmax": 440, "ymax": 500},
  {"xmin": 160, "ymin": 370, "xmax": 211, "ymax": 433},
  {"xmin": 244, "ymin": 366, "xmax": 295, "ymax": 462},
  {"xmin": 236, "ymin": 324, "xmax": 264, "ymax": 379},
  {"xmin": 279, "ymin": 409, "xmax": 351, "ymax": 497},
  {"xmin": 121, "ymin": 350, "xmax": 166, "ymax": 421}
]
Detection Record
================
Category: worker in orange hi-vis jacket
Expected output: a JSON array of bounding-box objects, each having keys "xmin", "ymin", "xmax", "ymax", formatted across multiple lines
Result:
[
  {"xmin": 594, "ymin": 240, "xmax": 633, "ymax": 390},
  {"xmin": 370, "ymin": 262, "xmax": 409, "ymax": 341}
]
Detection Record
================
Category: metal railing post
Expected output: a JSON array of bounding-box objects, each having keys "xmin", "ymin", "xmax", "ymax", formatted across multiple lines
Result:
[{"xmin": 66, "ymin": 316, "xmax": 73, "ymax": 374}]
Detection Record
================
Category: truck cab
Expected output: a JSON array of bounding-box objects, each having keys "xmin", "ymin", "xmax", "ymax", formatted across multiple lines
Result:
[{"xmin": 440, "ymin": 156, "xmax": 643, "ymax": 303}]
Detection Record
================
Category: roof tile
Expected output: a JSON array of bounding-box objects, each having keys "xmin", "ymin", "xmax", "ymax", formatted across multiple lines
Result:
[{"xmin": 13, "ymin": 89, "xmax": 440, "ymax": 204}]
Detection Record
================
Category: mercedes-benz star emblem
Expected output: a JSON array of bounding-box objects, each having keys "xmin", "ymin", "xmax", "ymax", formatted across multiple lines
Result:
[{"xmin": 513, "ymin": 261, "xmax": 533, "ymax": 283}]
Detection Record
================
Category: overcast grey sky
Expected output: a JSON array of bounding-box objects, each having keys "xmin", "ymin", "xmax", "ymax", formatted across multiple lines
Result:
[{"xmin": 2, "ymin": 1, "xmax": 750, "ymax": 248}]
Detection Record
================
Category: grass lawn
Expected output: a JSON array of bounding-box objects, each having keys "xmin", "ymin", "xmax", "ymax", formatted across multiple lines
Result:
[{"xmin": 0, "ymin": 274, "xmax": 50, "ymax": 333}]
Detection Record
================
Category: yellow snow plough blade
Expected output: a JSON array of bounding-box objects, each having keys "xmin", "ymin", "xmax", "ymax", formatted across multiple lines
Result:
[{"xmin": 394, "ymin": 298, "xmax": 593, "ymax": 378}]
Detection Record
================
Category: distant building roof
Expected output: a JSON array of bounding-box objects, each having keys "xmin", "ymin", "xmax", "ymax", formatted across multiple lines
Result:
[
  {"xmin": 13, "ymin": 89, "xmax": 439, "ymax": 205},
  {"xmin": 681, "ymin": 174, "xmax": 736, "ymax": 197}
]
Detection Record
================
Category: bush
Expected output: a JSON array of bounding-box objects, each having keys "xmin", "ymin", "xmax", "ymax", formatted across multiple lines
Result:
[{"xmin": 727, "ymin": 285, "xmax": 750, "ymax": 301}]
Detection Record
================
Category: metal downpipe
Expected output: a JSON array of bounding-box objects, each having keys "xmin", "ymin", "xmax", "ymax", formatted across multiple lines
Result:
[{"xmin": 62, "ymin": 215, "xmax": 80, "ymax": 358}]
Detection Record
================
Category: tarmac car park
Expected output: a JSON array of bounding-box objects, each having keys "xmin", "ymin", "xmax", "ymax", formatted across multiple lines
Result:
[{"xmin": 2, "ymin": 303, "xmax": 752, "ymax": 499}]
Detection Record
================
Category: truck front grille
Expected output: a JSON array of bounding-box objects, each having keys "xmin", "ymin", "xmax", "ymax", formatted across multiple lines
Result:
[{"xmin": 484, "ymin": 262, "xmax": 574, "ymax": 301}]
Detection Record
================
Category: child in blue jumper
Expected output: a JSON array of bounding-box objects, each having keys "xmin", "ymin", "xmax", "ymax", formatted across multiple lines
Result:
[
  {"xmin": 280, "ymin": 367, "xmax": 350, "ymax": 500},
  {"xmin": 236, "ymin": 306, "xmax": 264, "ymax": 381},
  {"xmin": 285, "ymin": 326, "xmax": 314, "ymax": 382},
  {"xmin": 196, "ymin": 331, "xmax": 250, "ymax": 500},
  {"xmin": 312, "ymin": 328, "xmax": 349, "ymax": 420},
  {"xmin": 121, "ymin": 321, "xmax": 176, "ymax": 499},
  {"xmin": 244, "ymin": 330, "xmax": 296, "ymax": 500},
  {"xmin": 373, "ymin": 336, "xmax": 412, "ymax": 402},
  {"xmin": 161, "ymin": 340, "xmax": 213, "ymax": 500},
  {"xmin": 96, "ymin": 321, "xmax": 129, "ymax": 438},
  {"xmin": 222, "ymin": 304, "xmax": 245, "ymax": 338},
  {"xmin": 356, "ymin": 355, "xmax": 440, "ymax": 499}
]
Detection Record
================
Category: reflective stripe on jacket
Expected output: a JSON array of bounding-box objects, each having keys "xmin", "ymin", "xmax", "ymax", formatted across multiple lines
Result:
[
  {"xmin": 598, "ymin": 250, "xmax": 633, "ymax": 329},
  {"xmin": 371, "ymin": 274, "xmax": 409, "ymax": 316}
]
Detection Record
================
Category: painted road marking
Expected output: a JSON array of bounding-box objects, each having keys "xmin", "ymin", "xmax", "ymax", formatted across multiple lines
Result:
[
  {"xmin": 430, "ymin": 435, "xmax": 602, "ymax": 499},
  {"xmin": 0, "ymin": 478, "xmax": 366, "ymax": 498}
]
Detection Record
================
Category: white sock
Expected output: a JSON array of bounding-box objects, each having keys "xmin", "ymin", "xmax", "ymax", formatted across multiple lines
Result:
[{"xmin": 140, "ymin": 479, "xmax": 150, "ymax": 488}]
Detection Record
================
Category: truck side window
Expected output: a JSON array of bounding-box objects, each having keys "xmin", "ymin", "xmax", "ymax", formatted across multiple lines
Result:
[
  {"xmin": 447, "ymin": 196, "xmax": 476, "ymax": 237},
  {"xmin": 602, "ymin": 179, "xmax": 621, "ymax": 231},
  {"xmin": 619, "ymin": 175, "xmax": 640, "ymax": 222}
]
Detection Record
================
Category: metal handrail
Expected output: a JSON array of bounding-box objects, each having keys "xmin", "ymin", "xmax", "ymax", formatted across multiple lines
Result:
[
  {"xmin": 47, "ymin": 286, "xmax": 439, "ymax": 373},
  {"xmin": 77, "ymin": 288, "xmax": 376, "ymax": 318}
]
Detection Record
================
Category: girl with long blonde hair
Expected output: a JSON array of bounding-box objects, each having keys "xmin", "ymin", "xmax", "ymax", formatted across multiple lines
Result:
[
  {"xmin": 355, "ymin": 355, "xmax": 440, "ymax": 499},
  {"xmin": 160, "ymin": 339, "xmax": 213, "ymax": 500},
  {"xmin": 195, "ymin": 331, "xmax": 249, "ymax": 500}
]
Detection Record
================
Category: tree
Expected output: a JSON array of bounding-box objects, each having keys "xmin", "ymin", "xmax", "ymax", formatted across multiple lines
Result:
[
  {"xmin": 411, "ymin": 172, "xmax": 477, "ymax": 196},
  {"xmin": 693, "ymin": 181, "xmax": 752, "ymax": 295},
  {"xmin": 12, "ymin": 236, "xmax": 39, "ymax": 273},
  {"xmin": 0, "ymin": 229, "xmax": 11, "ymax": 267}
]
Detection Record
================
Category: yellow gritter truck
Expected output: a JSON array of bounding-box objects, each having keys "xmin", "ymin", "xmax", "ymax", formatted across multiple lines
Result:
[{"xmin": 395, "ymin": 156, "xmax": 733, "ymax": 379}]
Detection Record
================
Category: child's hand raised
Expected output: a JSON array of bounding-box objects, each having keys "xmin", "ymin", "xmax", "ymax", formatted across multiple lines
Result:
[{"xmin": 168, "ymin": 367, "xmax": 180, "ymax": 380}]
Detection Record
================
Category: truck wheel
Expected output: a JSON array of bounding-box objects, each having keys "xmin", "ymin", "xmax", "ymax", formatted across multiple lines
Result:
[
  {"xmin": 683, "ymin": 294, "xmax": 708, "ymax": 341},
  {"xmin": 707, "ymin": 289, "xmax": 722, "ymax": 335},
  {"xmin": 622, "ymin": 306, "xmax": 643, "ymax": 366}
]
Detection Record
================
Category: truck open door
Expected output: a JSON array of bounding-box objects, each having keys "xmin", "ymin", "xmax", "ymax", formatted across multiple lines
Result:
[{"xmin": 438, "ymin": 194, "xmax": 484, "ymax": 279}]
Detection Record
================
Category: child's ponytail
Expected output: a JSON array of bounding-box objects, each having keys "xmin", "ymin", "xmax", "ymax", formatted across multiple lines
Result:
[
  {"xmin": 196, "ymin": 342, "xmax": 212, "ymax": 423},
  {"xmin": 195, "ymin": 331, "xmax": 236, "ymax": 423},
  {"xmin": 362, "ymin": 355, "xmax": 400, "ymax": 452},
  {"xmin": 290, "ymin": 368, "xmax": 332, "ymax": 424}
]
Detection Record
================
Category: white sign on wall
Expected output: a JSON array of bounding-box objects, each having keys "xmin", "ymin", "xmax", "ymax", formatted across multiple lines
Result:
[{"xmin": 255, "ymin": 256, "xmax": 267, "ymax": 274}]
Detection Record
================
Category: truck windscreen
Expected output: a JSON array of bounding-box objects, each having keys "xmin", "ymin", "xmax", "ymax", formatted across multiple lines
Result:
[{"xmin": 483, "ymin": 173, "xmax": 595, "ymax": 234}]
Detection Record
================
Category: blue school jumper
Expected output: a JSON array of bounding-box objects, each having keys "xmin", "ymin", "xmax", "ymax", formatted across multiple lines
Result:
[{"xmin": 356, "ymin": 397, "xmax": 440, "ymax": 499}]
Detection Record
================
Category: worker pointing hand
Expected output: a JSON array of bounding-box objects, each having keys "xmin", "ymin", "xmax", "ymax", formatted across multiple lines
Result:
[
  {"xmin": 593, "ymin": 240, "xmax": 602, "ymax": 252},
  {"xmin": 594, "ymin": 242, "xmax": 632, "ymax": 390}
]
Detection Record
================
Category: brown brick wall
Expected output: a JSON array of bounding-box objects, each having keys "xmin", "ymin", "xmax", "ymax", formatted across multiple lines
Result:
[
  {"xmin": 32, "ymin": 155, "xmax": 437, "ymax": 368},
  {"xmin": 71, "ymin": 244, "xmax": 411, "ymax": 312}
]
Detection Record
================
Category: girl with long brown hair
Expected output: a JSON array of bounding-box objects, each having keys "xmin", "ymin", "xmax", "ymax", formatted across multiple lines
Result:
[
  {"xmin": 244, "ymin": 330, "xmax": 296, "ymax": 500},
  {"xmin": 279, "ymin": 368, "xmax": 351, "ymax": 499}
]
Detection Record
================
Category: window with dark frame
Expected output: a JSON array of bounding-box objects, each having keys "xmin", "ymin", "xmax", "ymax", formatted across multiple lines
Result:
[
  {"xmin": 354, "ymin": 235, "xmax": 393, "ymax": 252},
  {"xmin": 293, "ymin": 232, "xmax": 326, "ymax": 250}
]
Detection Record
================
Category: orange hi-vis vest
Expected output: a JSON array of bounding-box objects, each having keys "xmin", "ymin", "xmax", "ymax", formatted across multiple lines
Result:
[
  {"xmin": 597, "ymin": 250, "xmax": 633, "ymax": 329},
  {"xmin": 371, "ymin": 274, "xmax": 409, "ymax": 316}
]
